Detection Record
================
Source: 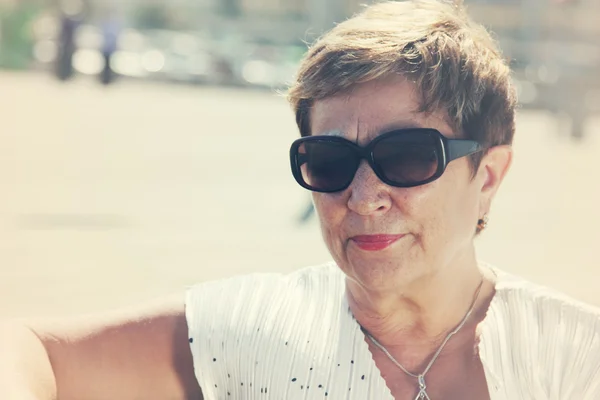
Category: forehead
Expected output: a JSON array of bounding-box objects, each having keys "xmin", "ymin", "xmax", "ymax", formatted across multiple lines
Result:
[{"xmin": 310, "ymin": 75, "xmax": 455, "ymax": 142}]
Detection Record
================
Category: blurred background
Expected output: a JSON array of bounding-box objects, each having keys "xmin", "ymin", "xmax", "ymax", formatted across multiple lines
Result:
[{"xmin": 1, "ymin": 0, "xmax": 599, "ymax": 317}]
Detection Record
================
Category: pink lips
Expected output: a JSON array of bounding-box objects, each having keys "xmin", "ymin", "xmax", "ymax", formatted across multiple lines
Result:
[{"xmin": 350, "ymin": 234, "xmax": 405, "ymax": 251}]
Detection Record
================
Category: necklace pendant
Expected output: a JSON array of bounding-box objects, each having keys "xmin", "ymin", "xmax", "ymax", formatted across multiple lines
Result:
[
  {"xmin": 414, "ymin": 390, "xmax": 431, "ymax": 400},
  {"xmin": 414, "ymin": 376, "xmax": 431, "ymax": 400}
]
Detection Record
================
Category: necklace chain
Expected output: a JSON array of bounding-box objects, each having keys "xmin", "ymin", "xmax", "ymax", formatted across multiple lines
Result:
[{"xmin": 361, "ymin": 279, "xmax": 484, "ymax": 398}]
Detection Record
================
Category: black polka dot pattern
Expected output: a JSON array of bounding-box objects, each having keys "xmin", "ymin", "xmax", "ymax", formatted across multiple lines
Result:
[
  {"xmin": 187, "ymin": 332, "xmax": 374, "ymax": 399},
  {"xmin": 189, "ymin": 342, "xmax": 372, "ymax": 398}
]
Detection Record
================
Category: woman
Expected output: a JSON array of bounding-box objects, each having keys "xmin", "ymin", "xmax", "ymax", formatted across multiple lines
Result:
[{"xmin": 2, "ymin": 1, "xmax": 600, "ymax": 399}]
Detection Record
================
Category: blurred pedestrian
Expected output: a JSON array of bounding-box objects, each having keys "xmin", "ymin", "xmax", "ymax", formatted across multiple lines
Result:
[
  {"xmin": 99, "ymin": 7, "xmax": 121, "ymax": 85},
  {"xmin": 55, "ymin": 0, "xmax": 83, "ymax": 81}
]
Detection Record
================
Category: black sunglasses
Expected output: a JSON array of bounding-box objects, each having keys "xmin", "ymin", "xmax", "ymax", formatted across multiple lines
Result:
[{"xmin": 289, "ymin": 128, "xmax": 483, "ymax": 193}]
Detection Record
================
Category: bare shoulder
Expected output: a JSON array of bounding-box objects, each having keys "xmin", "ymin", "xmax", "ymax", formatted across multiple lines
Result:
[{"xmin": 27, "ymin": 293, "xmax": 202, "ymax": 400}]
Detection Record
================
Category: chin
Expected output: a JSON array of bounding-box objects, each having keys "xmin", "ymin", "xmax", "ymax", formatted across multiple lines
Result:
[{"xmin": 344, "ymin": 256, "xmax": 417, "ymax": 291}]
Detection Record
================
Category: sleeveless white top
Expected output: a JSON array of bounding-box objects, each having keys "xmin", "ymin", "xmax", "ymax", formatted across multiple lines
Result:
[{"xmin": 185, "ymin": 263, "xmax": 600, "ymax": 399}]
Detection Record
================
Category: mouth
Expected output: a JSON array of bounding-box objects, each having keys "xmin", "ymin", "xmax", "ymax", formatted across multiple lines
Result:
[{"xmin": 349, "ymin": 234, "xmax": 406, "ymax": 252}]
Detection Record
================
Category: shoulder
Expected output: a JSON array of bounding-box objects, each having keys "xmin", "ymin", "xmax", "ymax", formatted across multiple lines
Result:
[
  {"xmin": 185, "ymin": 262, "xmax": 343, "ymax": 332},
  {"xmin": 481, "ymin": 264, "xmax": 600, "ymax": 397},
  {"xmin": 490, "ymin": 265, "xmax": 600, "ymax": 326},
  {"xmin": 485, "ymin": 265, "xmax": 600, "ymax": 396},
  {"xmin": 183, "ymin": 262, "xmax": 347, "ymax": 398}
]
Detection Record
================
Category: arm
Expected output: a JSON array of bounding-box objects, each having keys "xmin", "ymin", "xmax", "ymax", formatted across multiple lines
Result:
[
  {"xmin": 0, "ymin": 323, "xmax": 56, "ymax": 400},
  {"xmin": 1, "ymin": 293, "xmax": 202, "ymax": 400}
]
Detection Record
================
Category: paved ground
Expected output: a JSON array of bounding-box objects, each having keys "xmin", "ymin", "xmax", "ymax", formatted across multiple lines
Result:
[{"xmin": 1, "ymin": 71, "xmax": 599, "ymax": 317}]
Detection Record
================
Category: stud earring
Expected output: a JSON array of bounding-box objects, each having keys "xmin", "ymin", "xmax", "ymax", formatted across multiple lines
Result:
[{"xmin": 477, "ymin": 215, "xmax": 489, "ymax": 232}]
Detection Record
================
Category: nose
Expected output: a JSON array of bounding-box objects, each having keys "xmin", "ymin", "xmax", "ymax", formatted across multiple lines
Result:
[{"xmin": 346, "ymin": 161, "xmax": 392, "ymax": 216}]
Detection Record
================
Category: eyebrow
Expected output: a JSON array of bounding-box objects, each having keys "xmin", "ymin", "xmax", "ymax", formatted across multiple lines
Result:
[
  {"xmin": 315, "ymin": 119, "xmax": 426, "ymax": 137},
  {"xmin": 378, "ymin": 120, "xmax": 426, "ymax": 132}
]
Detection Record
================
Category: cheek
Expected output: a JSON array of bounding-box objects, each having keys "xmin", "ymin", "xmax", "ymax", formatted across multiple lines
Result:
[
  {"xmin": 444, "ymin": 164, "xmax": 480, "ymax": 222},
  {"xmin": 398, "ymin": 166, "xmax": 476, "ymax": 240},
  {"xmin": 313, "ymin": 193, "xmax": 347, "ymax": 241},
  {"xmin": 426, "ymin": 169, "xmax": 479, "ymax": 239}
]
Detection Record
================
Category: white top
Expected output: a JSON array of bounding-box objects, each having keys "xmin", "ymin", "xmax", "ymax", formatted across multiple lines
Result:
[{"xmin": 185, "ymin": 262, "xmax": 600, "ymax": 399}]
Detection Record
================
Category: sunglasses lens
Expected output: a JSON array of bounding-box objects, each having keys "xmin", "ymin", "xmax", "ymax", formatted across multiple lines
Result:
[
  {"xmin": 373, "ymin": 133, "xmax": 440, "ymax": 185},
  {"xmin": 297, "ymin": 141, "xmax": 359, "ymax": 192}
]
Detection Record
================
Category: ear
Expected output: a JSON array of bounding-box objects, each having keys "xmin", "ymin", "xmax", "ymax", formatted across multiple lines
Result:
[{"xmin": 476, "ymin": 145, "xmax": 513, "ymax": 214}]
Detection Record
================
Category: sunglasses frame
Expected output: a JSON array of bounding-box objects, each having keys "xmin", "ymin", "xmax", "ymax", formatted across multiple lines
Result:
[{"xmin": 290, "ymin": 128, "xmax": 483, "ymax": 193}]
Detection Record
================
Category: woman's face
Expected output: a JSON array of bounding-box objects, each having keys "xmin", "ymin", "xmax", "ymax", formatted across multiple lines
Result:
[{"xmin": 311, "ymin": 76, "xmax": 496, "ymax": 292}]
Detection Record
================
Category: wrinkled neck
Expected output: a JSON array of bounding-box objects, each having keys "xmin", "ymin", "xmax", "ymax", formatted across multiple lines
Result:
[{"xmin": 346, "ymin": 260, "xmax": 494, "ymax": 355}]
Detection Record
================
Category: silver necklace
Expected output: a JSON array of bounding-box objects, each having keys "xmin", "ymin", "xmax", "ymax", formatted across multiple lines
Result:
[{"xmin": 361, "ymin": 279, "xmax": 484, "ymax": 400}]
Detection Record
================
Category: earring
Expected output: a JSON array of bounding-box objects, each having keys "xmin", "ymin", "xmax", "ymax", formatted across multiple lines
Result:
[{"xmin": 477, "ymin": 215, "xmax": 489, "ymax": 232}]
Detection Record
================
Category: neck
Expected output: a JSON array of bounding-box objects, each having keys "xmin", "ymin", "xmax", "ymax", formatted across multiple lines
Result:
[{"xmin": 346, "ymin": 251, "xmax": 490, "ymax": 352}]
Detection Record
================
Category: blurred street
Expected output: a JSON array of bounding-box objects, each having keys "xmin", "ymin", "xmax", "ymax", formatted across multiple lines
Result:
[{"xmin": 1, "ymin": 71, "xmax": 599, "ymax": 317}]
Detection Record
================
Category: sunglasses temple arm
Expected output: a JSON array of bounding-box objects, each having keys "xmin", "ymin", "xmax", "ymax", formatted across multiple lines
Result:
[{"xmin": 447, "ymin": 140, "xmax": 482, "ymax": 161}]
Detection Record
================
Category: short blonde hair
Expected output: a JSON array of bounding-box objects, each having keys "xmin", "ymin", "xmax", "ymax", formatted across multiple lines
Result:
[{"xmin": 287, "ymin": 0, "xmax": 517, "ymax": 170}]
